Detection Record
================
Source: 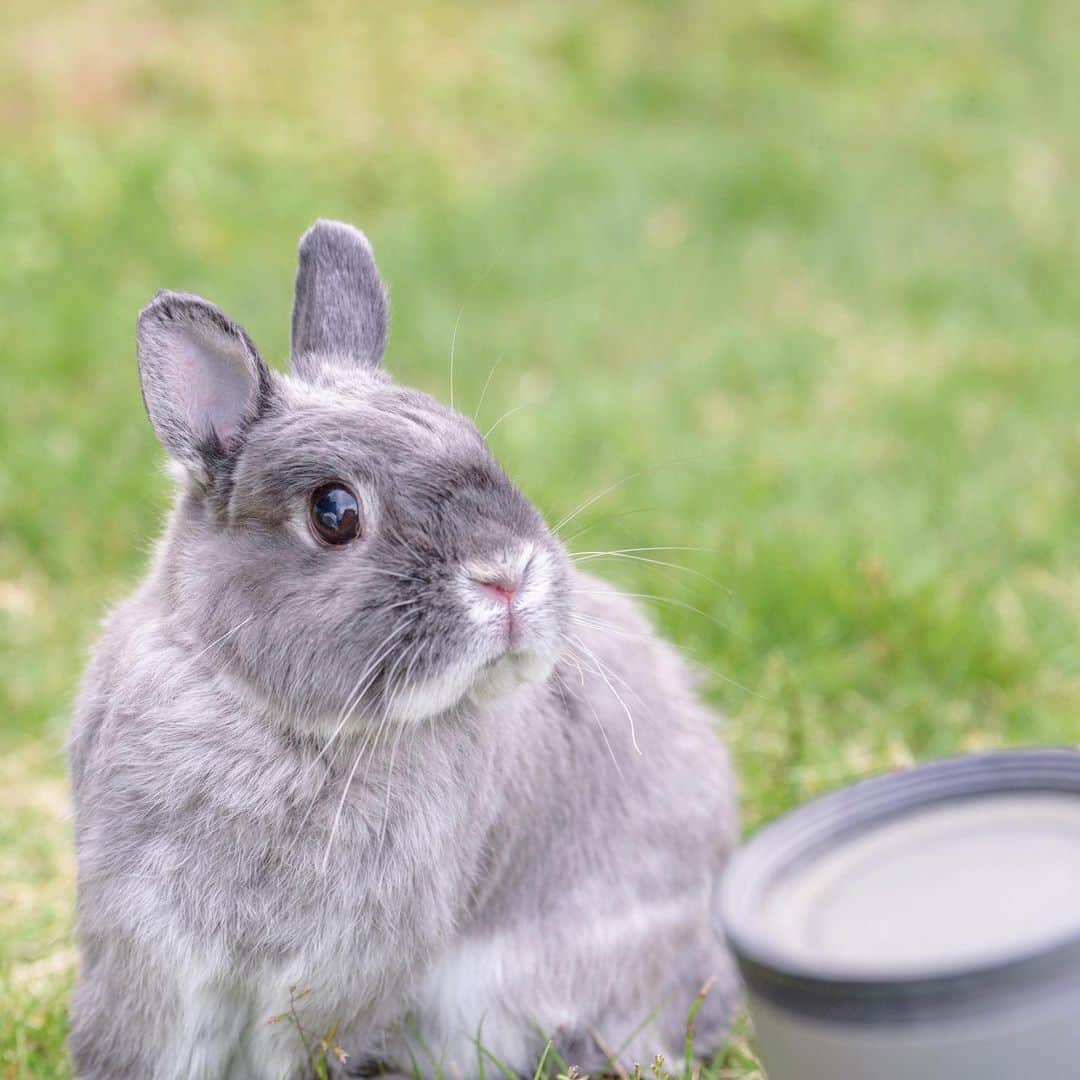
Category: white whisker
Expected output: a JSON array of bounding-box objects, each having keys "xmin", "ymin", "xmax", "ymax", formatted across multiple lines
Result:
[
  {"xmin": 572, "ymin": 587, "xmax": 737, "ymax": 634},
  {"xmin": 558, "ymin": 657, "xmax": 624, "ymax": 780},
  {"xmin": 569, "ymin": 614, "xmax": 760, "ymax": 699},
  {"xmin": 373, "ymin": 641, "xmax": 428, "ymax": 881},
  {"xmin": 483, "ymin": 403, "xmax": 529, "ymax": 440},
  {"xmin": 560, "ymin": 648, "xmax": 588, "ymax": 689},
  {"xmin": 378, "ymin": 722, "xmax": 406, "ymax": 856},
  {"xmin": 570, "ymin": 546, "xmax": 710, "ymax": 558},
  {"xmin": 553, "ymin": 455, "xmax": 711, "ymax": 537},
  {"xmin": 366, "ymin": 567, "xmax": 424, "ymax": 584},
  {"xmin": 359, "ymin": 641, "xmax": 418, "ymax": 797},
  {"xmin": 562, "ymin": 507, "xmax": 652, "ymax": 547},
  {"xmin": 320, "ymin": 639, "xmax": 415, "ymax": 871},
  {"xmin": 321, "ymin": 737, "xmax": 367, "ymax": 874},
  {"xmin": 570, "ymin": 550, "xmax": 720, "ymax": 586},
  {"xmin": 380, "ymin": 597, "xmax": 423, "ymax": 614},
  {"xmin": 157, "ymin": 615, "xmax": 256, "ymax": 701},
  {"xmin": 568, "ymin": 633, "xmax": 642, "ymax": 756},
  {"xmin": 553, "ymin": 472, "xmax": 646, "ymax": 536},
  {"xmin": 306, "ymin": 617, "xmax": 416, "ymax": 775},
  {"xmin": 472, "ymin": 353, "xmax": 505, "ymax": 423},
  {"xmin": 288, "ymin": 623, "xmax": 416, "ymax": 857},
  {"xmin": 448, "ymin": 308, "xmax": 463, "ymax": 411}
]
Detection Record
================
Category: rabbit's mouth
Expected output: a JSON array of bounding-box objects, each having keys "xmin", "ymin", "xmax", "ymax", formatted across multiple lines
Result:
[{"xmin": 374, "ymin": 545, "xmax": 568, "ymax": 725}]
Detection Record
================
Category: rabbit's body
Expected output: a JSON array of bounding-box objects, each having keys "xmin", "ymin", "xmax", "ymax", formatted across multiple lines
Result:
[{"xmin": 69, "ymin": 223, "xmax": 738, "ymax": 1080}]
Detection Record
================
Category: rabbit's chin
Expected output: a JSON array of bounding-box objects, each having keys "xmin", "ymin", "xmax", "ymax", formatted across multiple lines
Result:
[
  {"xmin": 387, "ymin": 646, "xmax": 559, "ymax": 726},
  {"xmin": 468, "ymin": 648, "xmax": 557, "ymax": 706}
]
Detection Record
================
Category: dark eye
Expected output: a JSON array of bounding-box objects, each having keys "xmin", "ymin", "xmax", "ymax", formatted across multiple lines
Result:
[{"xmin": 309, "ymin": 483, "xmax": 362, "ymax": 545}]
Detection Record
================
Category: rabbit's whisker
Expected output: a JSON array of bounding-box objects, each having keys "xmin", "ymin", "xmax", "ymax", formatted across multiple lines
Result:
[
  {"xmin": 570, "ymin": 612, "xmax": 760, "ymax": 699},
  {"xmin": 552, "ymin": 454, "xmax": 713, "ymax": 538},
  {"xmin": 572, "ymin": 588, "xmax": 737, "ymax": 635},
  {"xmin": 329, "ymin": 645, "xmax": 418, "ymax": 872},
  {"xmin": 378, "ymin": 519, "xmax": 441, "ymax": 581},
  {"xmin": 556, "ymin": 658, "xmax": 624, "ymax": 779},
  {"xmin": 305, "ymin": 616, "xmax": 417, "ymax": 775},
  {"xmin": 335, "ymin": 616, "xmax": 414, "ymax": 719},
  {"xmin": 366, "ymin": 566, "xmax": 424, "ymax": 584},
  {"xmin": 472, "ymin": 353, "xmax": 504, "ymax": 423},
  {"xmin": 378, "ymin": 723, "xmax": 406, "ymax": 859},
  {"xmin": 568, "ymin": 614, "xmax": 653, "ymax": 642},
  {"xmin": 380, "ymin": 597, "xmax": 423, "ymax": 614},
  {"xmin": 377, "ymin": 653, "xmax": 421, "ymax": 861},
  {"xmin": 561, "ymin": 506, "xmax": 652, "ymax": 547},
  {"xmin": 570, "ymin": 551, "xmax": 720, "ymax": 586},
  {"xmin": 327, "ymin": 630, "xmax": 411, "ymax": 746},
  {"xmin": 570, "ymin": 611, "xmax": 729, "ymax": 688},
  {"xmin": 448, "ymin": 308, "xmax": 463, "ymax": 411},
  {"xmin": 483, "ymin": 403, "xmax": 529, "ymax": 441},
  {"xmin": 291, "ymin": 620, "xmax": 418, "ymax": 855},
  {"xmin": 560, "ymin": 648, "xmax": 588, "ymax": 689},
  {"xmin": 319, "ymin": 666, "xmax": 399, "ymax": 875},
  {"xmin": 567, "ymin": 634, "xmax": 649, "ymax": 709},
  {"xmin": 318, "ymin": 643, "xmax": 414, "ymax": 871},
  {"xmin": 321, "ymin": 731, "xmax": 368, "ymax": 873},
  {"xmin": 567, "ymin": 633, "xmax": 643, "ymax": 757},
  {"xmin": 570, "ymin": 545, "xmax": 710, "ymax": 558},
  {"xmin": 161, "ymin": 615, "xmax": 257, "ymax": 699},
  {"xmin": 306, "ymin": 673, "xmax": 390, "ymax": 859},
  {"xmin": 361, "ymin": 649, "xmax": 412, "ymax": 791},
  {"xmin": 552, "ymin": 472, "xmax": 647, "ymax": 536},
  {"xmin": 385, "ymin": 526, "xmax": 429, "ymax": 572}
]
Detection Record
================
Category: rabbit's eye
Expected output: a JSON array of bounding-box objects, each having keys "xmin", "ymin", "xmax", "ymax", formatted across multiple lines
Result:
[{"xmin": 309, "ymin": 484, "xmax": 362, "ymax": 545}]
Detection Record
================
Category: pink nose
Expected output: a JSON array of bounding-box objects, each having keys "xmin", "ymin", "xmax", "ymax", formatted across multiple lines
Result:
[{"xmin": 473, "ymin": 577, "xmax": 518, "ymax": 606}]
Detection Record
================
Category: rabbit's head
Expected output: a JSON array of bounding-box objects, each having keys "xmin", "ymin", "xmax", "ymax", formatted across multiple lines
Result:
[{"xmin": 137, "ymin": 221, "xmax": 571, "ymax": 734}]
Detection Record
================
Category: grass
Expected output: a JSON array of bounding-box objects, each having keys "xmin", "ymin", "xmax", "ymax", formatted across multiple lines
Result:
[{"xmin": 1, "ymin": 0, "xmax": 1079, "ymax": 1075}]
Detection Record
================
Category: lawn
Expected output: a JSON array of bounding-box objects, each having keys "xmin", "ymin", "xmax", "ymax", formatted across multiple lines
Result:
[{"xmin": 2, "ymin": 1, "xmax": 1079, "ymax": 1075}]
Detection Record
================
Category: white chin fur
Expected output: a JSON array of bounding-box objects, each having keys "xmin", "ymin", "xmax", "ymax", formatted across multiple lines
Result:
[
  {"xmin": 468, "ymin": 649, "xmax": 556, "ymax": 706},
  {"xmin": 388, "ymin": 648, "xmax": 556, "ymax": 725}
]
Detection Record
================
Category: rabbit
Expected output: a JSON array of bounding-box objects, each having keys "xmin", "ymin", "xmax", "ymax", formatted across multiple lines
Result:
[{"xmin": 68, "ymin": 220, "xmax": 740, "ymax": 1080}]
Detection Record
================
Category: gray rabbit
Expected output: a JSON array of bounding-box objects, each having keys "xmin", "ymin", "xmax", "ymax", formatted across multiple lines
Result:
[{"xmin": 69, "ymin": 221, "xmax": 739, "ymax": 1079}]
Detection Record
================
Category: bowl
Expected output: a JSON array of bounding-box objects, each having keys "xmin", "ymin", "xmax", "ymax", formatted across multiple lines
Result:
[{"xmin": 718, "ymin": 749, "xmax": 1080, "ymax": 1080}]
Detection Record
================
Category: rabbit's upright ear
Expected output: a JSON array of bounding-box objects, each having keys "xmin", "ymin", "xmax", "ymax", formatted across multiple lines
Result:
[
  {"xmin": 136, "ymin": 291, "xmax": 275, "ymax": 478},
  {"xmin": 290, "ymin": 219, "xmax": 389, "ymax": 379}
]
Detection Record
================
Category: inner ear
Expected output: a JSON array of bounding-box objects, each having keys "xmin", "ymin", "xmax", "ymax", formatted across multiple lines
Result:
[
  {"xmin": 137, "ymin": 291, "xmax": 274, "ymax": 473},
  {"xmin": 290, "ymin": 219, "xmax": 389, "ymax": 378}
]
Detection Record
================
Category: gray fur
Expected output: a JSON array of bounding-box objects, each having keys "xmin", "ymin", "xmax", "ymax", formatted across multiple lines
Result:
[
  {"xmin": 69, "ymin": 222, "xmax": 739, "ymax": 1080},
  {"xmin": 291, "ymin": 220, "xmax": 389, "ymax": 380}
]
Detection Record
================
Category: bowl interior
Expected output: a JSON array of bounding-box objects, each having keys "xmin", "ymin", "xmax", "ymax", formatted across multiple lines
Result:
[{"xmin": 721, "ymin": 750, "xmax": 1080, "ymax": 988}]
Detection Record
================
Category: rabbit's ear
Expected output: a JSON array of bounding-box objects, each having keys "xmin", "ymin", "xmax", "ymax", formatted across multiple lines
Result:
[
  {"xmin": 137, "ymin": 291, "xmax": 274, "ymax": 477},
  {"xmin": 290, "ymin": 219, "xmax": 389, "ymax": 378}
]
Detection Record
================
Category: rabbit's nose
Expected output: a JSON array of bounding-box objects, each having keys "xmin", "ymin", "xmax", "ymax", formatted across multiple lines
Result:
[
  {"xmin": 464, "ymin": 542, "xmax": 535, "ymax": 610},
  {"xmin": 470, "ymin": 571, "xmax": 520, "ymax": 607}
]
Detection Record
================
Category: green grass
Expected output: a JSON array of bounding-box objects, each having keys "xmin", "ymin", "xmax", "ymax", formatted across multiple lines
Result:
[{"xmin": 2, "ymin": 0, "xmax": 1079, "ymax": 1075}]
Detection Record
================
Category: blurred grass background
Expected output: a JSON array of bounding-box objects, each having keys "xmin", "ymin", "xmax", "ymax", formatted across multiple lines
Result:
[{"xmin": 2, "ymin": 0, "xmax": 1079, "ymax": 1075}]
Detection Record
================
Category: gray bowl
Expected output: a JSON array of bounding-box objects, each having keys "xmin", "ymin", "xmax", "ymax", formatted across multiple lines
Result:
[{"xmin": 719, "ymin": 749, "xmax": 1080, "ymax": 1080}]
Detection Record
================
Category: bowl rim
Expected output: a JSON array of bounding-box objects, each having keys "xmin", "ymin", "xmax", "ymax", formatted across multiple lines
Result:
[{"xmin": 718, "ymin": 748, "xmax": 1080, "ymax": 1023}]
